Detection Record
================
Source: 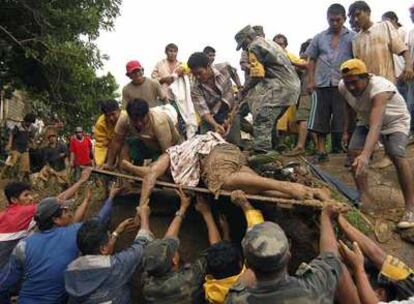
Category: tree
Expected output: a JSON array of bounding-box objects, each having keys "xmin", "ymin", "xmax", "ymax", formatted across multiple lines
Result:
[{"xmin": 0, "ymin": 0, "xmax": 122, "ymax": 131}]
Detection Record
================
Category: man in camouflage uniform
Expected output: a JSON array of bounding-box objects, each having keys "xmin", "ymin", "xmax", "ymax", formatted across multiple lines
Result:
[
  {"xmin": 235, "ymin": 25, "xmax": 301, "ymax": 153},
  {"xmin": 141, "ymin": 189, "xmax": 217, "ymax": 304},
  {"xmin": 239, "ymin": 25, "xmax": 265, "ymax": 84},
  {"xmin": 141, "ymin": 237, "xmax": 207, "ymax": 303},
  {"xmin": 225, "ymin": 208, "xmax": 343, "ymax": 303}
]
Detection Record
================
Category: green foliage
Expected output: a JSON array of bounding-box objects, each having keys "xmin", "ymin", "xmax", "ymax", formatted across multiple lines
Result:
[
  {"xmin": 345, "ymin": 209, "xmax": 373, "ymax": 235},
  {"xmin": 0, "ymin": 0, "xmax": 121, "ymax": 132}
]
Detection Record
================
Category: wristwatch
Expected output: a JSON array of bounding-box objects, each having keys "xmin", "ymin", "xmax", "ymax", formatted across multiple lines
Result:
[
  {"xmin": 175, "ymin": 210, "xmax": 185, "ymax": 219},
  {"xmin": 111, "ymin": 231, "xmax": 120, "ymax": 239}
]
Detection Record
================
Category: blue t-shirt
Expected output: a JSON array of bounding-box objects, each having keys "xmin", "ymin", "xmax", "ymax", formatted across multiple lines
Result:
[
  {"xmin": 0, "ymin": 197, "xmax": 113, "ymax": 304},
  {"xmin": 11, "ymin": 223, "xmax": 81, "ymax": 304}
]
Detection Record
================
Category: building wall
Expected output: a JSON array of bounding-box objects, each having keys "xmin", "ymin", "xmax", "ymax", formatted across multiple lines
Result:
[{"xmin": 1, "ymin": 90, "xmax": 30, "ymax": 122}]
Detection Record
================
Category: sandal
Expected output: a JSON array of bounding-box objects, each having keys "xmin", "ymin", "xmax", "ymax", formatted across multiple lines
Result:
[{"xmin": 397, "ymin": 211, "xmax": 414, "ymax": 229}]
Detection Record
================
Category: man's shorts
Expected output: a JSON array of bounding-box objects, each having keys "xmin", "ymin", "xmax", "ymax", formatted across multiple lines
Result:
[
  {"xmin": 349, "ymin": 126, "xmax": 408, "ymax": 158},
  {"xmin": 126, "ymin": 137, "xmax": 161, "ymax": 165},
  {"xmin": 379, "ymin": 255, "xmax": 414, "ymax": 299},
  {"xmin": 308, "ymin": 87, "xmax": 345, "ymax": 134},
  {"xmin": 5, "ymin": 150, "xmax": 30, "ymax": 172},
  {"xmin": 296, "ymin": 93, "xmax": 314, "ymax": 122},
  {"xmin": 201, "ymin": 143, "xmax": 246, "ymax": 198}
]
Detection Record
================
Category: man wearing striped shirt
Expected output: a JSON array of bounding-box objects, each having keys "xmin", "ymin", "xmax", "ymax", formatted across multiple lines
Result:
[{"xmin": 188, "ymin": 52, "xmax": 241, "ymax": 145}]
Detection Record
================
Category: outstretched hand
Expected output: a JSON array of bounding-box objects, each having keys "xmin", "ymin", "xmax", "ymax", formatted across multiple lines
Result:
[
  {"xmin": 214, "ymin": 123, "xmax": 226, "ymax": 135},
  {"xmin": 321, "ymin": 204, "xmax": 349, "ymax": 220},
  {"xmin": 176, "ymin": 186, "xmax": 191, "ymax": 210},
  {"xmin": 79, "ymin": 167, "xmax": 93, "ymax": 182},
  {"xmin": 84, "ymin": 184, "xmax": 93, "ymax": 202},
  {"xmin": 114, "ymin": 218, "xmax": 138, "ymax": 235},
  {"xmin": 401, "ymin": 67, "xmax": 414, "ymax": 82},
  {"xmin": 230, "ymin": 190, "xmax": 250, "ymax": 208},
  {"xmin": 339, "ymin": 240, "xmax": 365, "ymax": 272},
  {"xmin": 109, "ymin": 182, "xmax": 123, "ymax": 199},
  {"xmin": 352, "ymin": 154, "xmax": 369, "ymax": 177}
]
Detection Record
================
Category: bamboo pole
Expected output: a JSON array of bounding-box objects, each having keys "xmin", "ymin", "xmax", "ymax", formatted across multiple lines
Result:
[
  {"xmin": 84, "ymin": 167, "xmax": 349, "ymax": 210},
  {"xmin": 297, "ymin": 155, "xmax": 373, "ymax": 228}
]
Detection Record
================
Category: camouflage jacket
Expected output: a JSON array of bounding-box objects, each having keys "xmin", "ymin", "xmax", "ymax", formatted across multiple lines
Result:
[
  {"xmin": 245, "ymin": 37, "xmax": 300, "ymax": 110},
  {"xmin": 225, "ymin": 252, "xmax": 342, "ymax": 304},
  {"xmin": 142, "ymin": 257, "xmax": 207, "ymax": 304}
]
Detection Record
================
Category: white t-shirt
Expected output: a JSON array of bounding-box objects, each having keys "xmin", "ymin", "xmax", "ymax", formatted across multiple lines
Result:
[
  {"xmin": 379, "ymin": 296, "xmax": 414, "ymax": 304},
  {"xmin": 339, "ymin": 75, "xmax": 411, "ymax": 135}
]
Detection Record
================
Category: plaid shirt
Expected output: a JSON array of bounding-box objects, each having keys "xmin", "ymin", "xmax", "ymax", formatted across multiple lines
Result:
[
  {"xmin": 353, "ymin": 21, "xmax": 407, "ymax": 83},
  {"xmin": 191, "ymin": 63, "xmax": 235, "ymax": 117}
]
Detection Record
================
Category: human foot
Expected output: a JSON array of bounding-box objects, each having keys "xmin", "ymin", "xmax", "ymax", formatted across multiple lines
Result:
[
  {"xmin": 120, "ymin": 159, "xmax": 134, "ymax": 172},
  {"xmin": 312, "ymin": 187, "xmax": 331, "ymax": 201},
  {"xmin": 284, "ymin": 147, "xmax": 305, "ymax": 157}
]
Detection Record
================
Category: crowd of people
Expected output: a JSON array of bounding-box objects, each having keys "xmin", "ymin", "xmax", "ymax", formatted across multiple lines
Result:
[{"xmin": 1, "ymin": 1, "xmax": 414, "ymax": 303}]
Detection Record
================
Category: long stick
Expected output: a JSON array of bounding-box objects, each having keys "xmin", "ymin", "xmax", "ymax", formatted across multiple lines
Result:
[
  {"xmin": 85, "ymin": 167, "xmax": 348, "ymax": 210},
  {"xmin": 298, "ymin": 156, "xmax": 373, "ymax": 229}
]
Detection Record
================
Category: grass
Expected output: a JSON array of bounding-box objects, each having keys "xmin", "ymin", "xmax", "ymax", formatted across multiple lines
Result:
[{"xmin": 345, "ymin": 208, "xmax": 373, "ymax": 235}]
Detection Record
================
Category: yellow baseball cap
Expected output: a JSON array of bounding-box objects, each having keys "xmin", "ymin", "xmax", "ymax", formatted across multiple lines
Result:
[{"xmin": 340, "ymin": 59, "xmax": 368, "ymax": 77}]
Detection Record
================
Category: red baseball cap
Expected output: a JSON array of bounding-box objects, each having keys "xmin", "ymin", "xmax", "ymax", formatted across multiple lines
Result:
[{"xmin": 126, "ymin": 60, "xmax": 143, "ymax": 75}]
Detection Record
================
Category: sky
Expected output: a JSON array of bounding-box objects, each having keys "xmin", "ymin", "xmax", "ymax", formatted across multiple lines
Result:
[{"xmin": 96, "ymin": 0, "xmax": 414, "ymax": 92}]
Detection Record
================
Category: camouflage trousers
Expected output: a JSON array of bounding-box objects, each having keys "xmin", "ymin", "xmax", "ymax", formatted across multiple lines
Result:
[{"xmin": 253, "ymin": 105, "xmax": 288, "ymax": 152}]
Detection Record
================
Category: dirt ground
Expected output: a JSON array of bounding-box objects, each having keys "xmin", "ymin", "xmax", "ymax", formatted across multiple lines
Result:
[{"xmin": 316, "ymin": 145, "xmax": 414, "ymax": 267}]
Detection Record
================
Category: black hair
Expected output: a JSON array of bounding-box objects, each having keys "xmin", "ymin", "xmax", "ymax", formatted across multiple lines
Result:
[
  {"xmin": 126, "ymin": 99, "xmax": 149, "ymax": 119},
  {"xmin": 36, "ymin": 208, "xmax": 63, "ymax": 231},
  {"xmin": 327, "ymin": 3, "xmax": 346, "ymax": 18},
  {"xmin": 165, "ymin": 43, "xmax": 178, "ymax": 52},
  {"xmin": 382, "ymin": 11, "xmax": 402, "ymax": 27},
  {"xmin": 203, "ymin": 46, "xmax": 216, "ymax": 54},
  {"xmin": 273, "ymin": 34, "xmax": 288, "ymax": 47},
  {"xmin": 205, "ymin": 241, "xmax": 243, "ymax": 279},
  {"xmin": 349, "ymin": 1, "xmax": 371, "ymax": 17},
  {"xmin": 299, "ymin": 39, "xmax": 312, "ymax": 55},
  {"xmin": 100, "ymin": 99, "xmax": 119, "ymax": 114},
  {"xmin": 187, "ymin": 52, "xmax": 210, "ymax": 70},
  {"xmin": 358, "ymin": 73, "xmax": 370, "ymax": 79},
  {"xmin": 4, "ymin": 181, "xmax": 31, "ymax": 203},
  {"xmin": 23, "ymin": 113, "xmax": 36, "ymax": 124},
  {"xmin": 365, "ymin": 260, "xmax": 397, "ymax": 301},
  {"xmin": 77, "ymin": 219, "xmax": 109, "ymax": 255}
]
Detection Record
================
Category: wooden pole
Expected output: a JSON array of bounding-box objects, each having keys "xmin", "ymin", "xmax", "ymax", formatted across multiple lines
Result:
[
  {"xmin": 297, "ymin": 155, "xmax": 373, "ymax": 229},
  {"xmin": 84, "ymin": 167, "xmax": 349, "ymax": 210}
]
